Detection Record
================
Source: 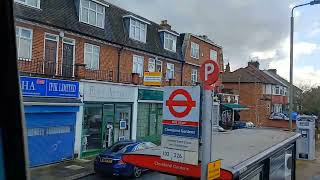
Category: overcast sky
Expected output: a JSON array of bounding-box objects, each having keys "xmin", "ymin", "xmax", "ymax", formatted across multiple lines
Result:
[{"xmin": 107, "ymin": 0, "xmax": 320, "ymax": 86}]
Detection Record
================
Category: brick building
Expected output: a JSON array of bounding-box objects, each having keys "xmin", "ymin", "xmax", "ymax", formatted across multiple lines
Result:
[
  {"xmin": 222, "ymin": 61, "xmax": 294, "ymax": 129},
  {"xmin": 14, "ymin": 0, "xmax": 223, "ymax": 165}
]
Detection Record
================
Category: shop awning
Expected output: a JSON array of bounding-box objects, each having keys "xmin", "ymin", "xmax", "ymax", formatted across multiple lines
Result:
[{"xmin": 222, "ymin": 103, "xmax": 249, "ymax": 111}]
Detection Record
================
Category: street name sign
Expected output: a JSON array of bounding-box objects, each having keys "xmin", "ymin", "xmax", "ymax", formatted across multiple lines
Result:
[{"xmin": 161, "ymin": 86, "xmax": 200, "ymax": 165}]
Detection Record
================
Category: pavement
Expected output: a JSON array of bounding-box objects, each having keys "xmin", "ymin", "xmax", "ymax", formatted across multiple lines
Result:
[
  {"xmin": 296, "ymin": 135, "xmax": 320, "ymax": 180},
  {"xmin": 30, "ymin": 158, "xmax": 95, "ymax": 180},
  {"xmin": 30, "ymin": 134, "xmax": 320, "ymax": 180}
]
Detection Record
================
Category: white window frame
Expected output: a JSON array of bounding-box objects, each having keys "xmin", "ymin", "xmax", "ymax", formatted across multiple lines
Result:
[
  {"xmin": 148, "ymin": 58, "xmax": 162, "ymax": 72},
  {"xmin": 155, "ymin": 59, "xmax": 162, "ymax": 72},
  {"xmin": 16, "ymin": 26, "xmax": 33, "ymax": 60},
  {"xmin": 84, "ymin": 43, "xmax": 100, "ymax": 70},
  {"xmin": 79, "ymin": 0, "xmax": 105, "ymax": 28},
  {"xmin": 15, "ymin": 0, "xmax": 40, "ymax": 9},
  {"xmin": 210, "ymin": 49, "xmax": 217, "ymax": 61},
  {"xmin": 148, "ymin": 58, "xmax": 155, "ymax": 72},
  {"xmin": 129, "ymin": 18, "xmax": 147, "ymax": 43},
  {"xmin": 164, "ymin": 32, "xmax": 177, "ymax": 52},
  {"xmin": 166, "ymin": 63, "xmax": 174, "ymax": 80},
  {"xmin": 43, "ymin": 33, "xmax": 59, "ymax": 75},
  {"xmin": 191, "ymin": 42, "xmax": 200, "ymax": 59},
  {"xmin": 191, "ymin": 69, "xmax": 198, "ymax": 83},
  {"xmin": 132, "ymin": 55, "xmax": 144, "ymax": 77},
  {"xmin": 61, "ymin": 37, "xmax": 76, "ymax": 77}
]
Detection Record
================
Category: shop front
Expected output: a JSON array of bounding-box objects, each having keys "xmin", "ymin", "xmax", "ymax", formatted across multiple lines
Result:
[
  {"xmin": 136, "ymin": 88, "xmax": 163, "ymax": 144},
  {"xmin": 20, "ymin": 76, "xmax": 80, "ymax": 167},
  {"xmin": 80, "ymin": 81, "xmax": 138, "ymax": 158}
]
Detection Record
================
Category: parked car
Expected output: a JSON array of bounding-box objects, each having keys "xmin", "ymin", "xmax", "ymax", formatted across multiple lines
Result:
[
  {"xmin": 233, "ymin": 121, "xmax": 255, "ymax": 129},
  {"xmin": 269, "ymin": 112, "xmax": 289, "ymax": 120},
  {"xmin": 94, "ymin": 141, "xmax": 157, "ymax": 178}
]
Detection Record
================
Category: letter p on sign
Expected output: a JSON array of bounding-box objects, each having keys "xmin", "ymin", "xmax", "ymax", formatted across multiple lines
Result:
[{"xmin": 200, "ymin": 60, "xmax": 220, "ymax": 87}]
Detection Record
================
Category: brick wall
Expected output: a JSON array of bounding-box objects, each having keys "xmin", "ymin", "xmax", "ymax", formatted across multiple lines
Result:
[
  {"xmin": 183, "ymin": 35, "xmax": 223, "ymax": 88},
  {"xmin": 16, "ymin": 22, "xmax": 185, "ymax": 86}
]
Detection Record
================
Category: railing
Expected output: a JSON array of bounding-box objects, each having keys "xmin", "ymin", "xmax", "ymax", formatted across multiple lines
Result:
[{"xmin": 18, "ymin": 59, "xmax": 74, "ymax": 78}]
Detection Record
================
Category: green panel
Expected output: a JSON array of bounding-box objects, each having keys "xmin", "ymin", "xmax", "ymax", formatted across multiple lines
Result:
[
  {"xmin": 81, "ymin": 149, "xmax": 103, "ymax": 158},
  {"xmin": 222, "ymin": 103, "xmax": 249, "ymax": 110},
  {"xmin": 138, "ymin": 89, "xmax": 163, "ymax": 101}
]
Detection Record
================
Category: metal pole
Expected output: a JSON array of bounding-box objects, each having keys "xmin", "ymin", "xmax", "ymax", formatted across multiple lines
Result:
[
  {"xmin": 289, "ymin": 14, "xmax": 294, "ymax": 131},
  {"xmin": 201, "ymin": 89, "xmax": 213, "ymax": 180}
]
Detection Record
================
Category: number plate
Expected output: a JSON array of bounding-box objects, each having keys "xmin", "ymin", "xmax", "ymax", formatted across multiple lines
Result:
[{"xmin": 100, "ymin": 158, "xmax": 113, "ymax": 163}]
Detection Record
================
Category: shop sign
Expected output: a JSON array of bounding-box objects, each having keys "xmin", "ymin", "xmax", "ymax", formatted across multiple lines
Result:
[
  {"xmin": 83, "ymin": 82, "xmax": 136, "ymax": 102},
  {"xmin": 138, "ymin": 89, "xmax": 163, "ymax": 101},
  {"xmin": 161, "ymin": 86, "xmax": 200, "ymax": 165},
  {"xmin": 143, "ymin": 72, "xmax": 162, "ymax": 86},
  {"xmin": 20, "ymin": 76, "xmax": 79, "ymax": 98}
]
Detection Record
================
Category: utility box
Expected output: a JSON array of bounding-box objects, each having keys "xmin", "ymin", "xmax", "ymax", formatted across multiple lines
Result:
[{"xmin": 296, "ymin": 115, "xmax": 316, "ymax": 160}]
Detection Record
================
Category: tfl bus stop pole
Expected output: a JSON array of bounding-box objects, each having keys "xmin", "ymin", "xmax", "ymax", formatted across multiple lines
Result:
[{"xmin": 201, "ymin": 88, "xmax": 213, "ymax": 180}]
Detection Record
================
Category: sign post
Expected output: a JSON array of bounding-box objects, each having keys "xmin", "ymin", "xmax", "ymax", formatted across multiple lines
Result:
[
  {"xmin": 199, "ymin": 60, "xmax": 220, "ymax": 180},
  {"xmin": 161, "ymin": 86, "xmax": 200, "ymax": 165}
]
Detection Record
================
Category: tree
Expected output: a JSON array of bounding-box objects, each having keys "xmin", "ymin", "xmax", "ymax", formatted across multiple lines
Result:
[{"xmin": 300, "ymin": 86, "xmax": 320, "ymax": 115}]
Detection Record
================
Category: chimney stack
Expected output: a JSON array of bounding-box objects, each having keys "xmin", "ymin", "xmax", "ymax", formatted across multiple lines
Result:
[
  {"xmin": 268, "ymin": 69, "xmax": 277, "ymax": 74},
  {"xmin": 160, "ymin": 20, "xmax": 171, "ymax": 30},
  {"xmin": 248, "ymin": 61, "xmax": 260, "ymax": 69}
]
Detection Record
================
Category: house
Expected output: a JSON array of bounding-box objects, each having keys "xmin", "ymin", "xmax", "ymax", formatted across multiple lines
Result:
[
  {"xmin": 222, "ymin": 61, "xmax": 293, "ymax": 129},
  {"xmin": 14, "ymin": 0, "xmax": 224, "ymax": 165},
  {"xmin": 180, "ymin": 33, "xmax": 224, "ymax": 89},
  {"xmin": 263, "ymin": 69, "xmax": 302, "ymax": 113}
]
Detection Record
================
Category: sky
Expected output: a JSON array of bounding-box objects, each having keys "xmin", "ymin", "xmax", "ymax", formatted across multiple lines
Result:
[{"xmin": 107, "ymin": 0, "xmax": 320, "ymax": 86}]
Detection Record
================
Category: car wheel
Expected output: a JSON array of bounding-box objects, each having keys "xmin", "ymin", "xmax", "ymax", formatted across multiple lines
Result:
[{"xmin": 133, "ymin": 166, "xmax": 142, "ymax": 178}]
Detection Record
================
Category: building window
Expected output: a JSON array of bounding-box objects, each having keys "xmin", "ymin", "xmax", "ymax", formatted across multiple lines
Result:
[
  {"xmin": 148, "ymin": 58, "xmax": 162, "ymax": 72},
  {"xmin": 166, "ymin": 63, "xmax": 174, "ymax": 80},
  {"xmin": 191, "ymin": 69, "xmax": 198, "ymax": 83},
  {"xmin": 15, "ymin": 0, "xmax": 40, "ymax": 9},
  {"xmin": 164, "ymin": 33, "xmax": 177, "ymax": 52},
  {"xmin": 210, "ymin": 49, "xmax": 217, "ymax": 61},
  {"xmin": 133, "ymin": 55, "xmax": 144, "ymax": 76},
  {"xmin": 84, "ymin": 43, "xmax": 100, "ymax": 70},
  {"xmin": 16, "ymin": 27, "xmax": 33, "ymax": 60},
  {"xmin": 191, "ymin": 42, "xmax": 200, "ymax": 59},
  {"xmin": 275, "ymin": 86, "xmax": 280, "ymax": 95},
  {"xmin": 80, "ymin": 0, "xmax": 105, "ymax": 28},
  {"xmin": 130, "ymin": 19, "xmax": 147, "ymax": 43}
]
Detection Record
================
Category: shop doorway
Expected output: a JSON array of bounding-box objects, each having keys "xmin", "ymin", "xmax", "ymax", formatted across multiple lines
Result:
[{"xmin": 82, "ymin": 103, "xmax": 132, "ymax": 157}]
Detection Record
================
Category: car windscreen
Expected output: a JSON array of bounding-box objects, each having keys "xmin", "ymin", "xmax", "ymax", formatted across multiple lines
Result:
[{"xmin": 109, "ymin": 143, "xmax": 132, "ymax": 153}]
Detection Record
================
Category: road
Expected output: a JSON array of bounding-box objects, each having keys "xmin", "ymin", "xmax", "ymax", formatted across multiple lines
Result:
[{"xmin": 79, "ymin": 171, "xmax": 177, "ymax": 180}]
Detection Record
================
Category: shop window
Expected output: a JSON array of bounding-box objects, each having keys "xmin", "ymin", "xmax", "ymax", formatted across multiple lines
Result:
[{"xmin": 137, "ymin": 103, "xmax": 163, "ymax": 144}]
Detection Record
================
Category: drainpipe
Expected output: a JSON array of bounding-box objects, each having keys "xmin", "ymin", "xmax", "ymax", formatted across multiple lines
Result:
[
  {"xmin": 180, "ymin": 61, "xmax": 184, "ymax": 86},
  {"xmin": 117, "ymin": 46, "xmax": 123, "ymax": 83}
]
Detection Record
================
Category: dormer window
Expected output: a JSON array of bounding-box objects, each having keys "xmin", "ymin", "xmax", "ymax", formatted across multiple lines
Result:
[
  {"xmin": 164, "ymin": 32, "xmax": 177, "ymax": 52},
  {"xmin": 80, "ymin": 0, "xmax": 106, "ymax": 28},
  {"xmin": 15, "ymin": 0, "xmax": 40, "ymax": 9},
  {"xmin": 129, "ymin": 19, "xmax": 147, "ymax": 43}
]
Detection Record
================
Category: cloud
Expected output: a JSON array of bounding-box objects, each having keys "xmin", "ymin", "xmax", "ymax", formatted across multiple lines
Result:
[
  {"xmin": 106, "ymin": 0, "xmax": 320, "ymax": 85},
  {"xmin": 309, "ymin": 22, "xmax": 320, "ymax": 37}
]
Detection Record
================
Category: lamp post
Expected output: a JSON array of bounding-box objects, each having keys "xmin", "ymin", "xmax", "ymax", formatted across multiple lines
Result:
[{"xmin": 289, "ymin": 0, "xmax": 320, "ymax": 130}]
